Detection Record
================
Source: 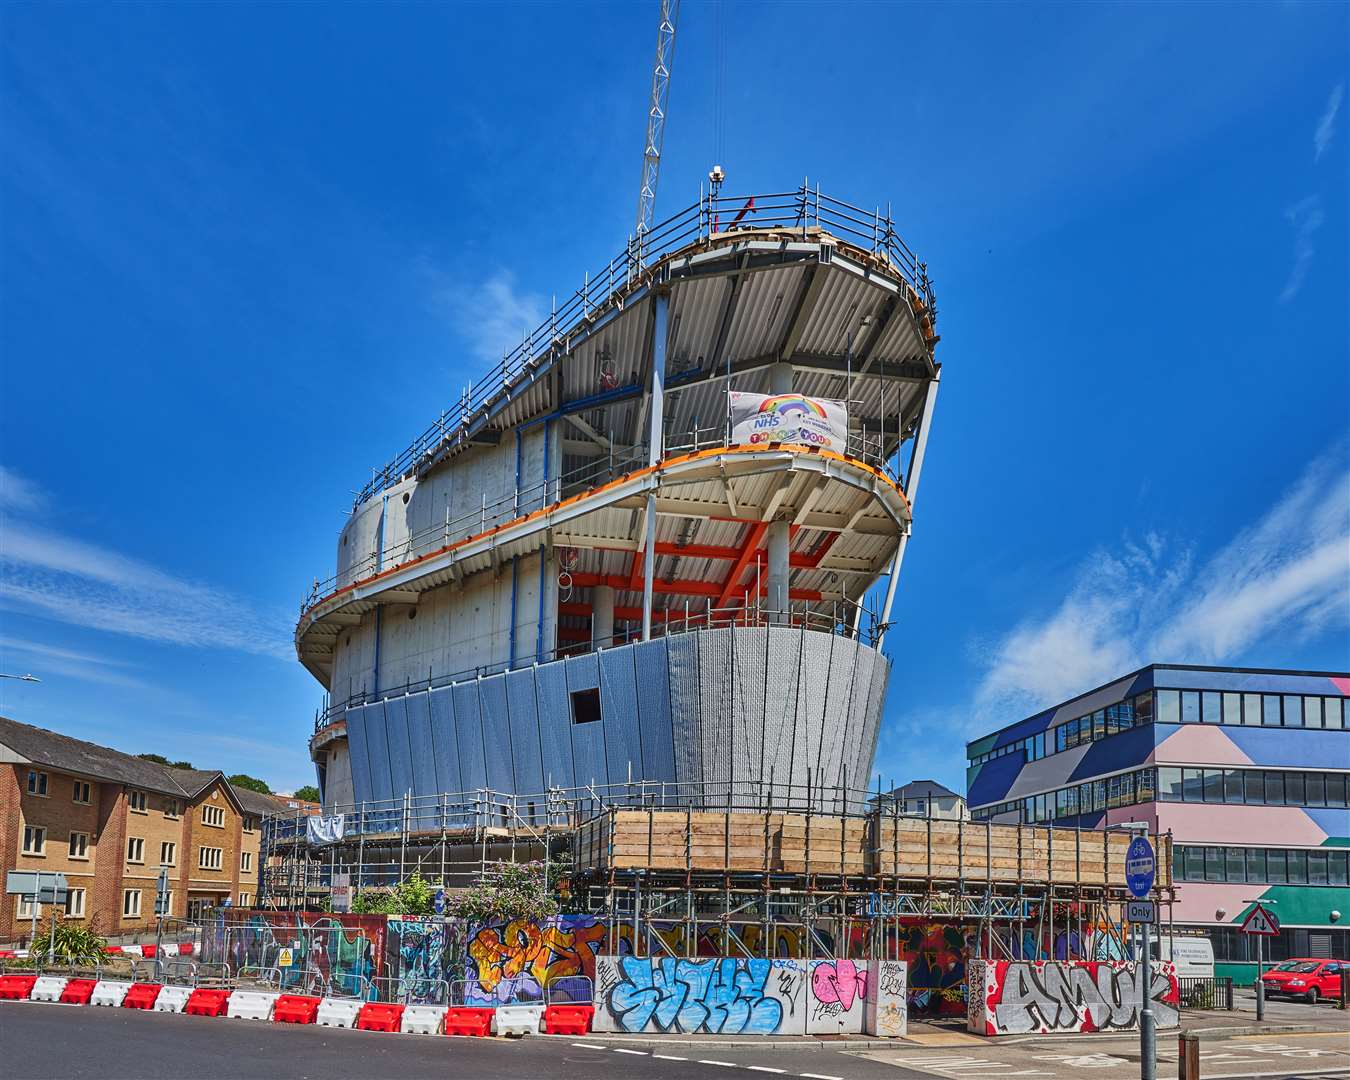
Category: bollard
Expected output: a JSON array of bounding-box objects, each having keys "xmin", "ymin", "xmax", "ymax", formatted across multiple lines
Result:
[
  {"xmin": 1340, "ymin": 969, "xmax": 1348, "ymax": 1010},
  {"xmin": 1179, "ymin": 1032, "xmax": 1201, "ymax": 1080}
]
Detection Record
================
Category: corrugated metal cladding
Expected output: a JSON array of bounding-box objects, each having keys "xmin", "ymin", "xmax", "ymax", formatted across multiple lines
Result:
[{"xmin": 338, "ymin": 627, "xmax": 889, "ymax": 814}]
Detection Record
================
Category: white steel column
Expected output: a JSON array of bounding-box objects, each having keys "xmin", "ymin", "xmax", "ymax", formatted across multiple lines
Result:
[
  {"xmin": 766, "ymin": 361, "xmax": 793, "ymax": 623},
  {"xmin": 642, "ymin": 291, "xmax": 670, "ymax": 641},
  {"xmin": 878, "ymin": 373, "xmax": 940, "ymax": 647},
  {"xmin": 593, "ymin": 586, "xmax": 615, "ymax": 650}
]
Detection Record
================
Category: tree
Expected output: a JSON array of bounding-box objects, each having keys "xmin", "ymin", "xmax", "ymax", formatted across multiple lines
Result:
[
  {"xmin": 227, "ymin": 773, "xmax": 272, "ymax": 794},
  {"xmin": 139, "ymin": 753, "xmax": 194, "ymax": 768},
  {"xmin": 292, "ymin": 785, "xmax": 320, "ymax": 803}
]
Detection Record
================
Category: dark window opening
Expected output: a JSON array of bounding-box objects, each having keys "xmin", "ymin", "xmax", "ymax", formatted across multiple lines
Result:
[{"xmin": 570, "ymin": 687, "xmax": 602, "ymax": 725}]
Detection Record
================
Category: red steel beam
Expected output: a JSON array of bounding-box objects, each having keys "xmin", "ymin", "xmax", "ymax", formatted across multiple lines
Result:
[{"xmin": 714, "ymin": 521, "xmax": 769, "ymax": 610}]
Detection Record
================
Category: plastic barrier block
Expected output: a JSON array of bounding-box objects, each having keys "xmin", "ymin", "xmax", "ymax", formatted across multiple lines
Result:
[
  {"xmin": 60, "ymin": 979, "xmax": 98, "ymax": 1005},
  {"xmin": 273, "ymin": 995, "xmax": 321, "ymax": 1024},
  {"xmin": 543, "ymin": 1003, "xmax": 594, "ymax": 1035},
  {"xmin": 184, "ymin": 988, "xmax": 232, "ymax": 1017},
  {"xmin": 123, "ymin": 983, "xmax": 163, "ymax": 1009},
  {"xmin": 315, "ymin": 998, "xmax": 362, "ymax": 1029},
  {"xmin": 154, "ymin": 986, "xmax": 192, "ymax": 1013},
  {"xmin": 122, "ymin": 945, "xmax": 143, "ymax": 956},
  {"xmin": 494, "ymin": 1003, "xmax": 544, "ymax": 1037},
  {"xmin": 104, "ymin": 946, "xmax": 123, "ymax": 955},
  {"xmin": 227, "ymin": 991, "xmax": 278, "ymax": 1021},
  {"xmin": 30, "ymin": 976, "xmax": 69, "ymax": 1003},
  {"xmin": 90, "ymin": 981, "xmax": 132, "ymax": 1007},
  {"xmin": 355, "ymin": 1002, "xmax": 406, "ymax": 1032},
  {"xmin": 0, "ymin": 975, "xmax": 38, "ymax": 1000},
  {"xmin": 140, "ymin": 945, "xmax": 157, "ymax": 958},
  {"xmin": 400, "ymin": 1005, "xmax": 446, "ymax": 1035},
  {"xmin": 443, "ymin": 1006, "xmax": 494, "ymax": 1037},
  {"xmin": 177, "ymin": 943, "xmax": 194, "ymax": 956},
  {"xmin": 0, "ymin": 950, "xmax": 15, "ymax": 960}
]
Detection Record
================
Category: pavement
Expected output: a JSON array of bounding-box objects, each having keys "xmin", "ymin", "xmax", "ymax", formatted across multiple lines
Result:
[{"xmin": 2, "ymin": 998, "xmax": 1346, "ymax": 1080}]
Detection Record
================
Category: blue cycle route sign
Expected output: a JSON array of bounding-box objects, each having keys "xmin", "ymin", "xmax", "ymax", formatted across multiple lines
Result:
[
  {"xmin": 1125, "ymin": 836, "xmax": 1156, "ymax": 898},
  {"xmin": 433, "ymin": 888, "xmax": 446, "ymax": 915}
]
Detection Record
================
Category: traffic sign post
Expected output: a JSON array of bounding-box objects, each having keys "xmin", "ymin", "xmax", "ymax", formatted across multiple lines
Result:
[
  {"xmin": 1121, "ymin": 833, "xmax": 1157, "ymax": 1080},
  {"xmin": 1127, "ymin": 900, "xmax": 1156, "ymax": 924},
  {"xmin": 1242, "ymin": 902, "xmax": 1280, "ymax": 1021}
]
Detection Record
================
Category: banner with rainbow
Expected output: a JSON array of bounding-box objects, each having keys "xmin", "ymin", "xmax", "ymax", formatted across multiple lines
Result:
[{"xmin": 728, "ymin": 391, "xmax": 849, "ymax": 451}]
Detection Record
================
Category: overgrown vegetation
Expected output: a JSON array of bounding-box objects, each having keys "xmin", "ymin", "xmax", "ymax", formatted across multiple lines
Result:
[
  {"xmin": 227, "ymin": 773, "xmax": 272, "ymax": 794},
  {"xmin": 292, "ymin": 785, "xmax": 320, "ymax": 803},
  {"xmin": 345, "ymin": 853, "xmax": 575, "ymax": 922},
  {"xmin": 16, "ymin": 915, "xmax": 109, "ymax": 966}
]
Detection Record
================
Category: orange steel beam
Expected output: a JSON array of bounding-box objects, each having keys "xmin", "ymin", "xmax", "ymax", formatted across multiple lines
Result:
[{"xmin": 714, "ymin": 521, "xmax": 769, "ymax": 610}]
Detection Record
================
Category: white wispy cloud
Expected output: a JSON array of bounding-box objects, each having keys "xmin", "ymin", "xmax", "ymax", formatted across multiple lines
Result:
[
  {"xmin": 0, "ymin": 468, "xmax": 292, "ymax": 659},
  {"xmin": 967, "ymin": 445, "xmax": 1350, "ymax": 731},
  {"xmin": 424, "ymin": 263, "xmax": 545, "ymax": 366},
  {"xmin": 0, "ymin": 465, "xmax": 44, "ymax": 513},
  {"xmin": 1278, "ymin": 195, "xmax": 1325, "ymax": 303},
  {"xmin": 1314, "ymin": 83, "xmax": 1344, "ymax": 163}
]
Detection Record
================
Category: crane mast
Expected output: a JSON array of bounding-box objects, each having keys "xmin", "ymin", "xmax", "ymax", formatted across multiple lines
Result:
[{"xmin": 634, "ymin": 0, "xmax": 680, "ymax": 257}]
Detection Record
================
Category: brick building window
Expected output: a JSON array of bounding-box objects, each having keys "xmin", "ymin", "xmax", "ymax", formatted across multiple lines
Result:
[
  {"xmin": 126, "ymin": 837, "xmax": 145, "ymax": 864},
  {"xmin": 243, "ymin": 816, "xmax": 256, "ymax": 834},
  {"xmin": 199, "ymin": 846, "xmax": 223, "ymax": 871},
  {"xmin": 122, "ymin": 889, "xmax": 142, "ymax": 918},
  {"xmin": 68, "ymin": 832, "xmax": 89, "ymax": 859},
  {"xmin": 164, "ymin": 799, "xmax": 181, "ymax": 819},
  {"xmin": 22, "ymin": 825, "xmax": 46, "ymax": 855},
  {"xmin": 202, "ymin": 805, "xmax": 225, "ymax": 828},
  {"xmin": 64, "ymin": 889, "xmax": 86, "ymax": 918},
  {"xmin": 160, "ymin": 841, "xmax": 177, "ymax": 866},
  {"xmin": 238, "ymin": 892, "xmax": 251, "ymax": 906},
  {"xmin": 27, "ymin": 770, "xmax": 48, "ymax": 796},
  {"xmin": 241, "ymin": 851, "xmax": 253, "ymax": 873},
  {"xmin": 128, "ymin": 790, "xmax": 147, "ymax": 813},
  {"xmin": 72, "ymin": 781, "xmax": 91, "ymax": 804}
]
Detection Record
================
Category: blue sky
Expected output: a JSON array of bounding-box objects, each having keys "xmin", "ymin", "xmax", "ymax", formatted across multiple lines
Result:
[{"xmin": 1, "ymin": 2, "xmax": 1346, "ymax": 795}]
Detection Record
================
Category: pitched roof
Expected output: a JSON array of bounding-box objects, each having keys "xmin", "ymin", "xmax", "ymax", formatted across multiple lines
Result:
[
  {"xmin": 230, "ymin": 784, "xmax": 283, "ymax": 817},
  {"xmin": 888, "ymin": 779, "xmax": 961, "ymax": 801}
]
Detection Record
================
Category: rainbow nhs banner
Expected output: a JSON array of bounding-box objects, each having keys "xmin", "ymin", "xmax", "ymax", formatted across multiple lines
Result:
[{"xmin": 728, "ymin": 391, "xmax": 849, "ymax": 451}]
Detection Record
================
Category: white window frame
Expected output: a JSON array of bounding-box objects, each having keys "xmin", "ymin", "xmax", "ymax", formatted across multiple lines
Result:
[
  {"xmin": 123, "ymin": 889, "xmax": 142, "ymax": 918},
  {"xmin": 160, "ymin": 840, "xmax": 177, "ymax": 866},
  {"xmin": 128, "ymin": 789, "xmax": 147, "ymax": 813},
  {"xmin": 69, "ymin": 831, "xmax": 90, "ymax": 859},
  {"xmin": 238, "ymin": 891, "xmax": 251, "ymax": 907},
  {"xmin": 240, "ymin": 851, "xmax": 253, "ymax": 873},
  {"xmin": 17, "ymin": 896, "xmax": 36, "ymax": 918},
  {"xmin": 126, "ymin": 836, "xmax": 145, "ymax": 864},
  {"xmin": 22, "ymin": 824, "xmax": 46, "ymax": 855},
  {"xmin": 164, "ymin": 799, "xmax": 181, "ymax": 819},
  {"xmin": 198, "ymin": 846, "xmax": 223, "ymax": 871},
  {"xmin": 243, "ymin": 816, "xmax": 256, "ymax": 834},
  {"xmin": 27, "ymin": 770, "xmax": 48, "ymax": 796},
  {"xmin": 72, "ymin": 780, "xmax": 91, "ymax": 804},
  {"xmin": 64, "ymin": 888, "xmax": 86, "ymax": 918},
  {"xmin": 202, "ymin": 804, "xmax": 226, "ymax": 828}
]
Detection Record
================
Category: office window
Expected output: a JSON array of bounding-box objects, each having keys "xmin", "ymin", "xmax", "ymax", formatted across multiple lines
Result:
[
  {"xmin": 1303, "ymin": 697, "xmax": 1323, "ymax": 728},
  {"xmin": 126, "ymin": 836, "xmax": 145, "ymax": 863},
  {"xmin": 1222, "ymin": 692, "xmax": 1241, "ymax": 725},
  {"xmin": 199, "ymin": 846, "xmax": 223, "ymax": 871},
  {"xmin": 1182, "ymin": 847, "xmax": 1204, "ymax": 880},
  {"xmin": 202, "ymin": 804, "xmax": 225, "ymax": 828},
  {"xmin": 22, "ymin": 825, "xmax": 46, "ymax": 854},
  {"xmin": 164, "ymin": 799, "xmax": 181, "ymax": 819},
  {"xmin": 1137, "ymin": 768, "xmax": 1156, "ymax": 802},
  {"xmin": 27, "ymin": 770, "xmax": 48, "ymax": 796},
  {"xmin": 1091, "ymin": 710, "xmax": 1105, "ymax": 740},
  {"xmin": 1267, "ymin": 849, "xmax": 1287, "ymax": 883},
  {"xmin": 1223, "ymin": 769, "xmax": 1244, "ymax": 803},
  {"xmin": 1135, "ymin": 692, "xmax": 1154, "ymax": 725},
  {"xmin": 1181, "ymin": 691, "xmax": 1201, "ymax": 724},
  {"xmin": 1202, "ymin": 769, "xmax": 1224, "ymax": 803},
  {"xmin": 1226, "ymin": 847, "xmax": 1246, "ymax": 881},
  {"xmin": 1331, "ymin": 850, "xmax": 1349, "ymax": 886},
  {"xmin": 1201, "ymin": 691, "xmax": 1221, "ymax": 724},
  {"xmin": 68, "ymin": 832, "xmax": 89, "ymax": 859},
  {"xmin": 160, "ymin": 841, "xmax": 176, "ymax": 866},
  {"xmin": 1327, "ymin": 773, "xmax": 1348, "ymax": 808},
  {"xmin": 128, "ymin": 790, "xmax": 147, "ymax": 812},
  {"xmin": 1242, "ymin": 692, "xmax": 1262, "ymax": 726},
  {"xmin": 1306, "ymin": 773, "xmax": 1326, "ymax": 807},
  {"xmin": 72, "ymin": 781, "xmax": 91, "ymax": 804},
  {"xmin": 1285, "ymin": 772, "xmax": 1306, "ymax": 805},
  {"xmin": 1262, "ymin": 695, "xmax": 1282, "ymax": 726},
  {"xmin": 1204, "ymin": 847, "xmax": 1225, "ymax": 882},
  {"xmin": 1284, "ymin": 695, "xmax": 1304, "ymax": 728},
  {"xmin": 1157, "ymin": 690, "xmax": 1180, "ymax": 725},
  {"xmin": 1309, "ymin": 850, "xmax": 1329, "ymax": 885},
  {"xmin": 1157, "ymin": 767, "xmax": 1183, "ymax": 801},
  {"xmin": 64, "ymin": 889, "xmax": 86, "ymax": 918},
  {"xmin": 1325, "ymin": 697, "xmax": 1345, "ymax": 730},
  {"xmin": 1287, "ymin": 849, "xmax": 1308, "ymax": 884},
  {"xmin": 1265, "ymin": 771, "xmax": 1286, "ymax": 805},
  {"xmin": 1246, "ymin": 848, "xmax": 1267, "ymax": 882},
  {"xmin": 1244, "ymin": 770, "xmax": 1264, "ymax": 804},
  {"xmin": 123, "ymin": 889, "xmax": 142, "ymax": 918},
  {"xmin": 241, "ymin": 851, "xmax": 253, "ymax": 872}
]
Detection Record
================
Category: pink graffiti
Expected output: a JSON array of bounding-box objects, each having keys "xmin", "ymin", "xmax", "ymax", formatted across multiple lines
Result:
[{"xmin": 811, "ymin": 960, "xmax": 868, "ymax": 1010}]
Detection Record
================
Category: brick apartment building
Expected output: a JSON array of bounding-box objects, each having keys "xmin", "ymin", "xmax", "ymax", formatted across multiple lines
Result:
[{"xmin": 0, "ymin": 716, "xmax": 277, "ymax": 936}]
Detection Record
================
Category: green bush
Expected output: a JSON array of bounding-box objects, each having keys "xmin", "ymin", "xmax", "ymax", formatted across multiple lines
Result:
[{"xmin": 25, "ymin": 915, "xmax": 109, "ymax": 965}]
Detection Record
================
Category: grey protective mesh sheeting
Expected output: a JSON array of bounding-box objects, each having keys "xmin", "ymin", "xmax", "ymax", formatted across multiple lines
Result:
[
  {"xmin": 505, "ymin": 668, "xmax": 545, "ymax": 801},
  {"xmin": 534, "ymin": 659, "xmax": 576, "ymax": 790},
  {"xmin": 478, "ymin": 674, "xmax": 514, "ymax": 794},
  {"xmin": 664, "ymin": 632, "xmax": 704, "ymax": 789},
  {"xmin": 427, "ymin": 686, "xmax": 463, "ymax": 797},
  {"xmin": 451, "ymin": 681, "xmax": 488, "ymax": 792},
  {"xmin": 362, "ymin": 699, "xmax": 395, "ymax": 804},
  {"xmin": 344, "ymin": 704, "xmax": 374, "ymax": 808},
  {"xmin": 598, "ymin": 646, "xmax": 642, "ymax": 790},
  {"xmin": 566, "ymin": 653, "xmax": 608, "ymax": 791},
  {"xmin": 633, "ymin": 638, "xmax": 676, "ymax": 784}
]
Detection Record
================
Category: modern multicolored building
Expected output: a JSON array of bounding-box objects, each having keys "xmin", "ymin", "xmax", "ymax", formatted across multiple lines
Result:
[{"xmin": 965, "ymin": 665, "xmax": 1350, "ymax": 981}]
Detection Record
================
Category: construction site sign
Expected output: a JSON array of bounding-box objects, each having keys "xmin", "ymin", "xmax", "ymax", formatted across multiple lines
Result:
[{"xmin": 729, "ymin": 392, "xmax": 848, "ymax": 452}]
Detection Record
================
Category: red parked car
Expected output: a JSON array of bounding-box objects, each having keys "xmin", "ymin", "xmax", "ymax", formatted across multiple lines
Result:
[{"xmin": 1260, "ymin": 959, "xmax": 1347, "ymax": 1004}]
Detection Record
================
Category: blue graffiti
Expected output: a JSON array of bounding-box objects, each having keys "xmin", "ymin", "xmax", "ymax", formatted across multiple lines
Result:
[{"xmin": 608, "ymin": 957, "xmax": 785, "ymax": 1035}]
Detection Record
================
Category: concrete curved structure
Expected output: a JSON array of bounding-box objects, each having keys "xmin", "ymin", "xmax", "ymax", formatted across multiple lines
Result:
[{"xmin": 300, "ymin": 186, "xmax": 941, "ymax": 814}]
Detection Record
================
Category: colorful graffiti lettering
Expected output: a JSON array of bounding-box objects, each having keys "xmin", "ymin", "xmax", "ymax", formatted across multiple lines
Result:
[
  {"xmin": 968, "ymin": 960, "xmax": 1180, "ymax": 1036},
  {"xmin": 598, "ymin": 956, "xmax": 795, "ymax": 1035},
  {"xmin": 465, "ymin": 914, "xmax": 604, "ymax": 1004},
  {"xmin": 901, "ymin": 922, "xmax": 975, "ymax": 1016},
  {"xmin": 387, "ymin": 917, "xmax": 451, "ymax": 1004}
]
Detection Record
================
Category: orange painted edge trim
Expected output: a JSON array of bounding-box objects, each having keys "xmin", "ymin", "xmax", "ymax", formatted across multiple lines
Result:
[{"xmin": 298, "ymin": 443, "xmax": 908, "ymax": 635}]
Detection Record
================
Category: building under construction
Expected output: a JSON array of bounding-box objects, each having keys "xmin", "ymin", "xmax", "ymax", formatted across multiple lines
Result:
[{"xmin": 270, "ymin": 182, "xmax": 1174, "ymax": 966}]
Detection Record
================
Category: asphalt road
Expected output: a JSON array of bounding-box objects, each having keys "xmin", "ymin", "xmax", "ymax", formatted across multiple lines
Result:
[{"xmin": 0, "ymin": 1000, "xmax": 915, "ymax": 1080}]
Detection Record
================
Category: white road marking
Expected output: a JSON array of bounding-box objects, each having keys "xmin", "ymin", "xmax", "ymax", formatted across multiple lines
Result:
[
  {"xmin": 745, "ymin": 1068, "xmax": 786, "ymax": 1074},
  {"xmin": 612, "ymin": 1048, "xmax": 647, "ymax": 1055},
  {"xmin": 799, "ymin": 1073, "xmax": 845, "ymax": 1080},
  {"xmin": 571, "ymin": 1042, "xmax": 607, "ymax": 1049},
  {"xmin": 699, "ymin": 1062, "xmax": 739, "ymax": 1068},
  {"xmin": 653, "ymin": 1054, "xmax": 688, "ymax": 1061}
]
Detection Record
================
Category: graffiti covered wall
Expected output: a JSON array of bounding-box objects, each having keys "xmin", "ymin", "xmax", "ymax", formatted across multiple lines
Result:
[
  {"xmin": 967, "ymin": 960, "xmax": 1180, "ymax": 1036},
  {"xmin": 203, "ymin": 911, "xmax": 384, "ymax": 999},
  {"xmin": 464, "ymin": 914, "xmax": 605, "ymax": 1005}
]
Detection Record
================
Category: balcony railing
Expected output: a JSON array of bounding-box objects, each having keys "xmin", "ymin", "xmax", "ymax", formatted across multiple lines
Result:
[{"xmin": 348, "ymin": 182, "xmax": 933, "ymax": 511}]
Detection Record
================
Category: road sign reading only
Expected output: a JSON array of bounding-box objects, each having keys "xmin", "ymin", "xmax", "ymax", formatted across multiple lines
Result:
[
  {"xmin": 1125, "ymin": 835, "xmax": 1156, "ymax": 898},
  {"xmin": 1126, "ymin": 900, "xmax": 1156, "ymax": 923},
  {"xmin": 1241, "ymin": 904, "xmax": 1280, "ymax": 936}
]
